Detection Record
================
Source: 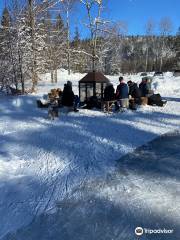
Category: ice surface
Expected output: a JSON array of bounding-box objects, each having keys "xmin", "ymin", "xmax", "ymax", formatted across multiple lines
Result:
[{"xmin": 0, "ymin": 70, "xmax": 180, "ymax": 239}]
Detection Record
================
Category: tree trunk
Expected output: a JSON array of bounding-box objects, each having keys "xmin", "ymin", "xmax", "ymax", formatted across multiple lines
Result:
[
  {"xmin": 51, "ymin": 70, "xmax": 54, "ymax": 83},
  {"xmin": 67, "ymin": 9, "xmax": 70, "ymax": 75},
  {"xmin": 54, "ymin": 68, "xmax": 57, "ymax": 83},
  {"xmin": 160, "ymin": 56, "xmax": 163, "ymax": 71},
  {"xmin": 31, "ymin": 72, "xmax": 38, "ymax": 92},
  {"xmin": 8, "ymin": 32, "xmax": 18, "ymax": 89},
  {"xmin": 18, "ymin": 50, "xmax": 25, "ymax": 93},
  {"xmin": 160, "ymin": 37, "xmax": 165, "ymax": 71},
  {"xmin": 145, "ymin": 47, "xmax": 149, "ymax": 72},
  {"xmin": 29, "ymin": 0, "xmax": 37, "ymax": 92}
]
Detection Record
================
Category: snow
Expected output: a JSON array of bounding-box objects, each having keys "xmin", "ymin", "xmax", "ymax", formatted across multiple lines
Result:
[{"xmin": 0, "ymin": 69, "xmax": 180, "ymax": 239}]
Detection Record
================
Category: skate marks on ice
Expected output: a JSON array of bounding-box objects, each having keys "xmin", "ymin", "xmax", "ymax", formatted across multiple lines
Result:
[{"xmin": 2, "ymin": 133, "xmax": 180, "ymax": 240}]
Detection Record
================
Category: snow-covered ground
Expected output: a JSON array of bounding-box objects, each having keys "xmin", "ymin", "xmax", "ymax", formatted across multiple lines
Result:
[{"xmin": 0, "ymin": 70, "xmax": 180, "ymax": 239}]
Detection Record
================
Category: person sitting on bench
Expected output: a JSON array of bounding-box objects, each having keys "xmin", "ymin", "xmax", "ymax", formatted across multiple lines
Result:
[{"xmin": 127, "ymin": 80, "xmax": 142, "ymax": 104}]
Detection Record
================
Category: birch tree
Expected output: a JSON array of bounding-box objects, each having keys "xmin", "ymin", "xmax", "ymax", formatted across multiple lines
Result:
[
  {"xmin": 159, "ymin": 17, "xmax": 173, "ymax": 71},
  {"xmin": 79, "ymin": 0, "xmax": 107, "ymax": 71},
  {"xmin": 60, "ymin": 0, "xmax": 78, "ymax": 75},
  {"xmin": 144, "ymin": 19, "xmax": 155, "ymax": 72}
]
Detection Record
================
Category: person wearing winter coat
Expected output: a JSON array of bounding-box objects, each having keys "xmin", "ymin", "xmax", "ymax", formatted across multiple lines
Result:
[
  {"xmin": 104, "ymin": 83, "xmax": 115, "ymax": 101},
  {"xmin": 127, "ymin": 80, "xmax": 142, "ymax": 104},
  {"xmin": 139, "ymin": 77, "xmax": 152, "ymax": 97},
  {"xmin": 62, "ymin": 81, "xmax": 75, "ymax": 107},
  {"xmin": 61, "ymin": 81, "xmax": 79, "ymax": 111},
  {"xmin": 115, "ymin": 76, "xmax": 129, "ymax": 110},
  {"xmin": 127, "ymin": 81, "xmax": 141, "ymax": 98}
]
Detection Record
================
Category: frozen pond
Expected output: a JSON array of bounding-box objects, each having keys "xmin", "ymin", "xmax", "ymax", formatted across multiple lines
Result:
[{"xmin": 3, "ymin": 132, "xmax": 180, "ymax": 240}]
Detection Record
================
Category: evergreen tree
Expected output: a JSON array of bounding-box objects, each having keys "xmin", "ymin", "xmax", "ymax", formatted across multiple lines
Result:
[
  {"xmin": 1, "ymin": 7, "xmax": 11, "ymax": 28},
  {"xmin": 0, "ymin": 7, "xmax": 17, "ymax": 91},
  {"xmin": 55, "ymin": 14, "xmax": 64, "ymax": 30},
  {"xmin": 74, "ymin": 26, "xmax": 80, "ymax": 43}
]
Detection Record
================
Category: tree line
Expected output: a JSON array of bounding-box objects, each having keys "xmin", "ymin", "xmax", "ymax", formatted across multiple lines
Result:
[{"xmin": 0, "ymin": 0, "xmax": 179, "ymax": 93}]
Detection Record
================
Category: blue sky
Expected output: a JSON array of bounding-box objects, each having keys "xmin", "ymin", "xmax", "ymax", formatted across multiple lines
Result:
[
  {"xmin": 0, "ymin": 0, "xmax": 179, "ymax": 36},
  {"xmin": 105, "ymin": 0, "xmax": 180, "ymax": 35}
]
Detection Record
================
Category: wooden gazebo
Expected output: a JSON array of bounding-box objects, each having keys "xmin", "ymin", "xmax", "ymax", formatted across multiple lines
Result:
[{"xmin": 79, "ymin": 71, "xmax": 110, "ymax": 102}]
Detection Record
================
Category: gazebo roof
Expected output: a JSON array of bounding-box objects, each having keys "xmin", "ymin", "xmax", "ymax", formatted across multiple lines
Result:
[{"xmin": 79, "ymin": 71, "xmax": 110, "ymax": 83}]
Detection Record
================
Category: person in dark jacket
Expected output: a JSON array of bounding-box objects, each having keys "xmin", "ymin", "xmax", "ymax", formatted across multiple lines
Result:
[
  {"xmin": 104, "ymin": 83, "xmax": 115, "ymax": 101},
  {"xmin": 139, "ymin": 77, "xmax": 151, "ymax": 97},
  {"xmin": 127, "ymin": 80, "xmax": 142, "ymax": 105},
  {"xmin": 127, "ymin": 81, "xmax": 141, "ymax": 98},
  {"xmin": 62, "ymin": 81, "xmax": 79, "ymax": 111},
  {"xmin": 116, "ymin": 77, "xmax": 129, "ymax": 99},
  {"xmin": 62, "ymin": 82, "xmax": 74, "ymax": 107},
  {"xmin": 115, "ymin": 76, "xmax": 129, "ymax": 110}
]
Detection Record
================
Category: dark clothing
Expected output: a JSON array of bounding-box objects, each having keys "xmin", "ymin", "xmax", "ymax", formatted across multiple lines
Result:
[
  {"xmin": 129, "ymin": 99, "xmax": 137, "ymax": 110},
  {"xmin": 62, "ymin": 84, "xmax": 74, "ymax": 107},
  {"xmin": 148, "ymin": 94, "xmax": 167, "ymax": 107},
  {"xmin": 104, "ymin": 84, "xmax": 115, "ymax": 101},
  {"xmin": 37, "ymin": 100, "xmax": 49, "ymax": 108},
  {"xmin": 139, "ymin": 81, "xmax": 150, "ymax": 97},
  {"xmin": 128, "ymin": 82, "xmax": 141, "ymax": 98},
  {"xmin": 116, "ymin": 82, "xmax": 129, "ymax": 99}
]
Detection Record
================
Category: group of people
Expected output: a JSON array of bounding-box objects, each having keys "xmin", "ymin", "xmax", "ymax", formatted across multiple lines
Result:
[
  {"xmin": 45, "ymin": 76, "xmax": 166, "ymax": 119},
  {"xmin": 104, "ymin": 76, "xmax": 166, "ymax": 110}
]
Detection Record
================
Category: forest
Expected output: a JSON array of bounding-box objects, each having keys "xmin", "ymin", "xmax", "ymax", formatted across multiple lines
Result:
[{"xmin": 0, "ymin": 0, "xmax": 179, "ymax": 93}]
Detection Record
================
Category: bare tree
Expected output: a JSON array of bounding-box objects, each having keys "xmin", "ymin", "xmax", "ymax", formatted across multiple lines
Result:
[
  {"xmin": 144, "ymin": 19, "xmax": 155, "ymax": 72},
  {"xmin": 60, "ymin": 0, "xmax": 78, "ymax": 75},
  {"xmin": 98, "ymin": 21, "xmax": 128, "ymax": 74},
  {"xmin": 80, "ymin": 0, "xmax": 107, "ymax": 71},
  {"xmin": 159, "ymin": 17, "xmax": 173, "ymax": 71},
  {"xmin": 160, "ymin": 17, "xmax": 173, "ymax": 36}
]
